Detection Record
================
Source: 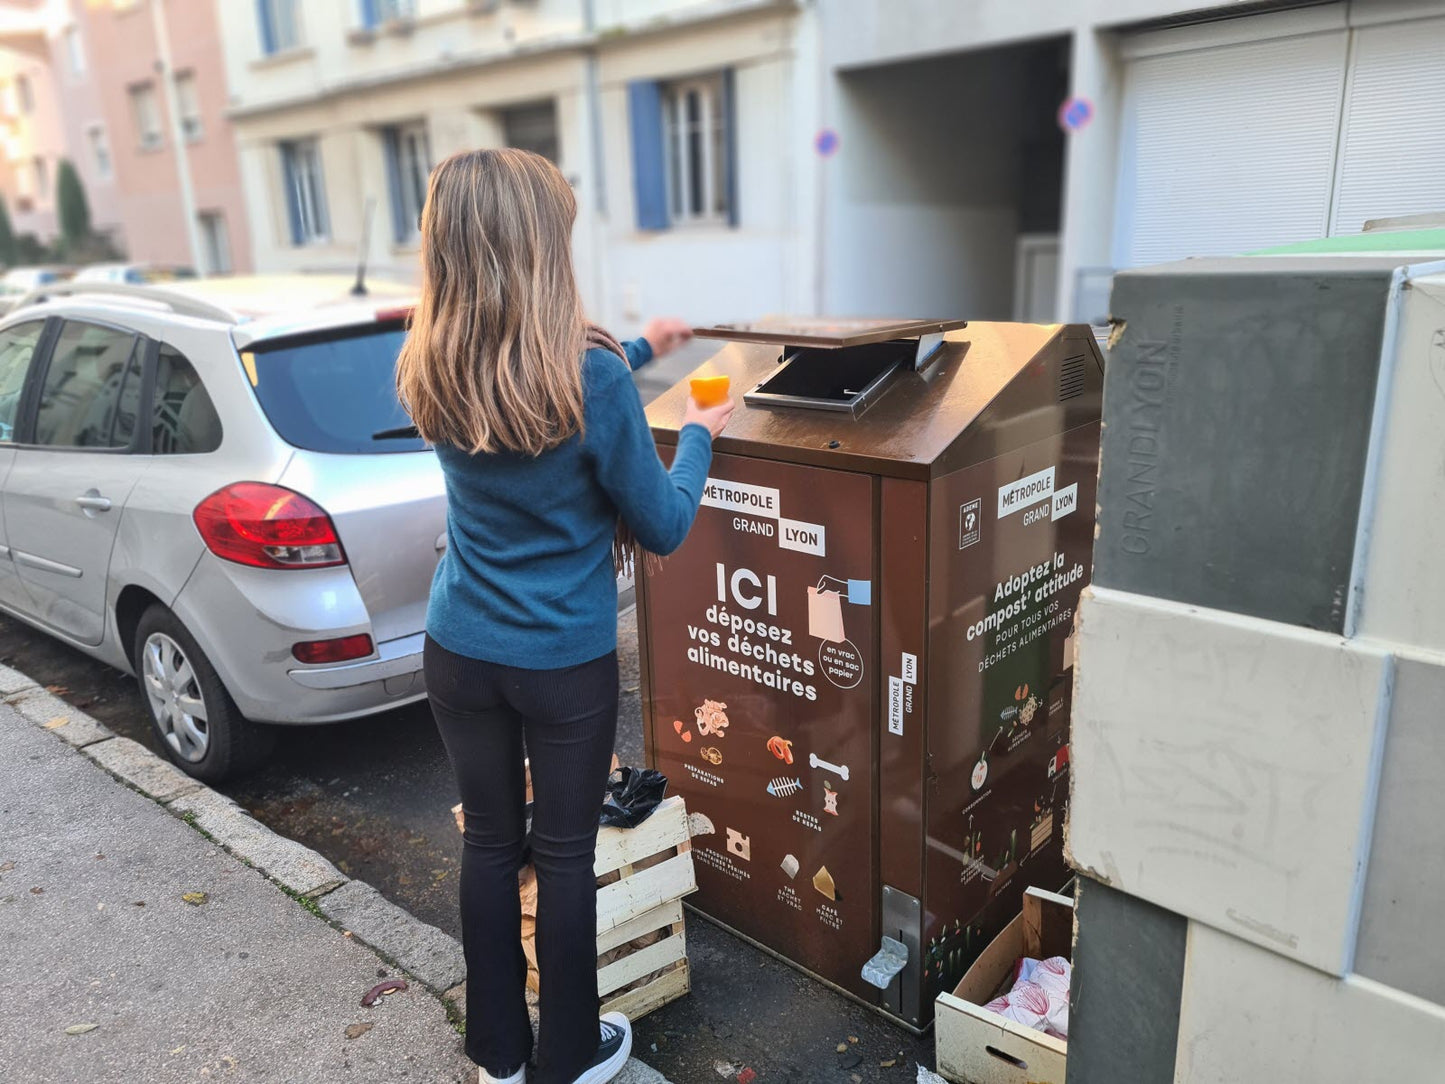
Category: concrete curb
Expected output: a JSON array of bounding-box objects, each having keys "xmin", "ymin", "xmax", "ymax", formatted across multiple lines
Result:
[{"xmin": 0, "ymin": 660, "xmax": 673, "ymax": 1081}]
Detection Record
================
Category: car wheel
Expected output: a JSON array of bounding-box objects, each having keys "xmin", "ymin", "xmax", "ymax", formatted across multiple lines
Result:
[{"xmin": 133, "ymin": 603, "xmax": 276, "ymax": 782}]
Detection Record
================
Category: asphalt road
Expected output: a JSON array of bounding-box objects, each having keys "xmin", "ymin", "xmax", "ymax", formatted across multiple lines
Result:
[{"xmin": 0, "ymin": 341, "xmax": 937, "ymax": 1081}]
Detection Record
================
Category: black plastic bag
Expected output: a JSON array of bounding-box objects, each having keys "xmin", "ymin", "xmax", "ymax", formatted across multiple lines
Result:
[{"xmin": 599, "ymin": 767, "xmax": 668, "ymax": 829}]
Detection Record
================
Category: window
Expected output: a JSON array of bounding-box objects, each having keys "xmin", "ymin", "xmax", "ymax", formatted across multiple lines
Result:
[
  {"xmin": 34, "ymin": 322, "xmax": 142, "ymax": 450},
  {"xmin": 64, "ymin": 26, "xmax": 85, "ymax": 76},
  {"xmin": 360, "ymin": 0, "xmax": 416, "ymax": 27},
  {"xmin": 383, "ymin": 121, "xmax": 430, "ymax": 243},
  {"xmin": 86, "ymin": 124, "xmax": 112, "ymax": 179},
  {"xmin": 502, "ymin": 101, "xmax": 559, "ymax": 164},
  {"xmin": 664, "ymin": 75, "xmax": 731, "ymax": 224},
  {"xmin": 15, "ymin": 73, "xmax": 32, "ymax": 114},
  {"xmin": 248, "ymin": 324, "xmax": 424, "ymax": 454},
  {"xmin": 152, "ymin": 345, "xmax": 221, "ymax": 455},
  {"xmin": 280, "ymin": 139, "xmax": 329, "ymax": 245},
  {"xmin": 257, "ymin": 0, "xmax": 302, "ymax": 55},
  {"xmin": 198, "ymin": 212, "xmax": 231, "ymax": 274},
  {"xmin": 628, "ymin": 71, "xmax": 736, "ymax": 230},
  {"xmin": 130, "ymin": 83, "xmax": 162, "ymax": 149},
  {"xmin": 33, "ymin": 157, "xmax": 48, "ymax": 199},
  {"xmin": 175, "ymin": 71, "xmax": 202, "ymax": 142},
  {"xmin": 0, "ymin": 321, "xmax": 44, "ymax": 444}
]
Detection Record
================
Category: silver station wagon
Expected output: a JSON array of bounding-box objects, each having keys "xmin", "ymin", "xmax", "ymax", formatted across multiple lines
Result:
[{"xmin": 0, "ymin": 277, "xmax": 444, "ymax": 780}]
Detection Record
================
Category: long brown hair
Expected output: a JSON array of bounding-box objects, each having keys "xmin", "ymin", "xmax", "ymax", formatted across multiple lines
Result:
[{"xmin": 396, "ymin": 147, "xmax": 587, "ymax": 456}]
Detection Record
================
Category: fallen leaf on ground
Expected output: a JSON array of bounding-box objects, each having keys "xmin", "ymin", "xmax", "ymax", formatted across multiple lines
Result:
[
  {"xmin": 344, "ymin": 1022, "xmax": 375, "ymax": 1039},
  {"xmin": 839, "ymin": 1051, "xmax": 863, "ymax": 1070},
  {"xmin": 63, "ymin": 1023, "xmax": 98, "ymax": 1035},
  {"xmin": 45, "ymin": 684, "xmax": 68, "ymax": 694},
  {"xmin": 0, "ymin": 860, "xmax": 14, "ymax": 872},
  {"xmin": 836, "ymin": 1043, "xmax": 848, "ymax": 1053},
  {"xmin": 43, "ymin": 717, "xmax": 68, "ymax": 729},
  {"xmin": 170, "ymin": 1045, "xmax": 186, "ymax": 1054},
  {"xmin": 881, "ymin": 1059, "xmax": 897, "ymax": 1068},
  {"xmin": 133, "ymin": 900, "xmax": 145, "ymax": 907},
  {"xmin": 181, "ymin": 892, "xmax": 208, "ymax": 906},
  {"xmin": 360, "ymin": 978, "xmax": 408, "ymax": 1006},
  {"xmin": 848, "ymin": 1035, "xmax": 859, "ymax": 1044},
  {"xmin": 736, "ymin": 1069, "xmax": 757, "ymax": 1084},
  {"xmin": 712, "ymin": 1063, "xmax": 739, "ymax": 1079},
  {"xmin": 30, "ymin": 886, "xmax": 42, "ymax": 894}
]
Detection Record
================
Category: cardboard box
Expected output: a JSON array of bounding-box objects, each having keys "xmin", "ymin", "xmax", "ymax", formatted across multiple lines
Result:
[{"xmin": 935, "ymin": 886, "xmax": 1074, "ymax": 1084}]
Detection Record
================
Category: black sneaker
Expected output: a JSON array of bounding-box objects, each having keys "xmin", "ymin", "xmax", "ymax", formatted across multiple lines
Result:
[{"xmin": 569, "ymin": 1012, "xmax": 632, "ymax": 1084}]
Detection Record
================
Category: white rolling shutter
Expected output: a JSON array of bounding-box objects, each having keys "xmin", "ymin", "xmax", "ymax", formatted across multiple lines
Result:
[
  {"xmin": 1114, "ymin": 31, "xmax": 1348, "ymax": 268},
  {"xmin": 1330, "ymin": 17, "xmax": 1445, "ymax": 235}
]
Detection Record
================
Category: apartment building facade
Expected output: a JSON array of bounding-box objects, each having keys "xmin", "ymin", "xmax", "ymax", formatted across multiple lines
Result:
[
  {"xmin": 820, "ymin": 0, "xmax": 1445, "ymax": 323},
  {"xmin": 0, "ymin": 1, "xmax": 79, "ymax": 245},
  {"xmin": 0, "ymin": 0, "xmax": 251, "ymax": 272},
  {"xmin": 216, "ymin": 0, "xmax": 813, "ymax": 334},
  {"xmin": 221, "ymin": 0, "xmax": 1445, "ymax": 330}
]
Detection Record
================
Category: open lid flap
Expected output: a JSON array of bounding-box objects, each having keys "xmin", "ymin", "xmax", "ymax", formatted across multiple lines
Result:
[{"xmin": 693, "ymin": 316, "xmax": 966, "ymax": 349}]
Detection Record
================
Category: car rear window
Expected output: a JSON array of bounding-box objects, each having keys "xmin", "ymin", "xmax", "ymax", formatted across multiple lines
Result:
[{"xmin": 246, "ymin": 323, "xmax": 425, "ymax": 454}]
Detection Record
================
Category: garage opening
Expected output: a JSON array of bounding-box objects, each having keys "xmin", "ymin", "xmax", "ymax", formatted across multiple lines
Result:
[{"xmin": 826, "ymin": 37, "xmax": 1069, "ymax": 323}]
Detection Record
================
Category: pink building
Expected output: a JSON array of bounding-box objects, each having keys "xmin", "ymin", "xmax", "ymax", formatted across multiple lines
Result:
[{"xmin": 0, "ymin": 0, "xmax": 251, "ymax": 272}]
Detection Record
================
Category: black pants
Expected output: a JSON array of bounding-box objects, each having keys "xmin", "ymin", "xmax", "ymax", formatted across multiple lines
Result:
[{"xmin": 425, "ymin": 635, "xmax": 619, "ymax": 1084}]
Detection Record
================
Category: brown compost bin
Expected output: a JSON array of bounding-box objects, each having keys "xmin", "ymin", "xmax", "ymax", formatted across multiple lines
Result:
[{"xmin": 636, "ymin": 317, "xmax": 1101, "ymax": 1029}]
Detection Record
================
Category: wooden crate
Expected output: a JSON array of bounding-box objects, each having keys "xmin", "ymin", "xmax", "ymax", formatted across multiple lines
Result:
[
  {"xmin": 594, "ymin": 795, "xmax": 697, "ymax": 1021},
  {"xmin": 935, "ymin": 886, "xmax": 1074, "ymax": 1084}
]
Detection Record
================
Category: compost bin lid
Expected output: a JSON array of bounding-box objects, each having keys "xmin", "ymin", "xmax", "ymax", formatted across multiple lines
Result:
[
  {"xmin": 694, "ymin": 316, "xmax": 966, "ymax": 348},
  {"xmin": 649, "ymin": 320, "xmax": 1101, "ymax": 481}
]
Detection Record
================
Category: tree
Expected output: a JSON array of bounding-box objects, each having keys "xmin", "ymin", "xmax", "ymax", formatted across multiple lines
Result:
[
  {"xmin": 56, "ymin": 159, "xmax": 91, "ymax": 252},
  {"xmin": 0, "ymin": 196, "xmax": 15, "ymax": 267}
]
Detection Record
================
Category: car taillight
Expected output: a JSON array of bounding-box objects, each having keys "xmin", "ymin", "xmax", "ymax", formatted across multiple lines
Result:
[
  {"xmin": 292, "ymin": 634, "xmax": 374, "ymax": 665},
  {"xmin": 193, "ymin": 483, "xmax": 347, "ymax": 570}
]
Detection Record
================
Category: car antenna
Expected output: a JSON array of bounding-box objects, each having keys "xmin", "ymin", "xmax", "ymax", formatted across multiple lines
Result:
[{"xmin": 351, "ymin": 195, "xmax": 376, "ymax": 297}]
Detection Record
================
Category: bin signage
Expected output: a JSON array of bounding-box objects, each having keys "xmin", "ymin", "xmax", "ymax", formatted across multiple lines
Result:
[
  {"xmin": 645, "ymin": 451, "xmax": 878, "ymax": 994},
  {"xmin": 922, "ymin": 424, "xmax": 1099, "ymax": 1001}
]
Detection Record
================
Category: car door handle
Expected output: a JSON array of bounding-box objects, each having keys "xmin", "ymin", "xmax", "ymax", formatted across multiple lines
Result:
[{"xmin": 75, "ymin": 494, "xmax": 112, "ymax": 512}]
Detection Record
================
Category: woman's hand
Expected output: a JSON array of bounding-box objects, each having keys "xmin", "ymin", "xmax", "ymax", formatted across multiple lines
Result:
[
  {"xmin": 682, "ymin": 395, "xmax": 735, "ymax": 439},
  {"xmin": 641, "ymin": 317, "xmax": 693, "ymax": 359}
]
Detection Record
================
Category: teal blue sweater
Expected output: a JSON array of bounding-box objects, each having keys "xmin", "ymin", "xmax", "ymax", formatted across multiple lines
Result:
[{"xmin": 426, "ymin": 339, "xmax": 712, "ymax": 668}]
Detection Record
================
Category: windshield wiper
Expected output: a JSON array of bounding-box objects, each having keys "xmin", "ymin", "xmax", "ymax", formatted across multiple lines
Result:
[{"xmin": 372, "ymin": 425, "xmax": 420, "ymax": 441}]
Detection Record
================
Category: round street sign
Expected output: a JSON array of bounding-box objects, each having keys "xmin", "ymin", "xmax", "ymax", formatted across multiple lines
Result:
[
  {"xmin": 815, "ymin": 128, "xmax": 840, "ymax": 157},
  {"xmin": 1057, "ymin": 96, "xmax": 1094, "ymax": 133}
]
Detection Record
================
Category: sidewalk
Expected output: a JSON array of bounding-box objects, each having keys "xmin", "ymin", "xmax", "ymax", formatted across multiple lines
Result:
[{"xmin": 0, "ymin": 664, "xmax": 668, "ymax": 1084}]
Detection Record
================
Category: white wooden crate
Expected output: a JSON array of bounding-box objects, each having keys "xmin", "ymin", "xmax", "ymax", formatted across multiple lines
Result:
[
  {"xmin": 936, "ymin": 887, "xmax": 1074, "ymax": 1084},
  {"xmin": 594, "ymin": 795, "xmax": 696, "ymax": 1020}
]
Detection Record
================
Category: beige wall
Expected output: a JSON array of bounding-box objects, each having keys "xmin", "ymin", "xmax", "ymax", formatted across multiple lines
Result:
[
  {"xmin": 230, "ymin": 50, "xmax": 591, "ymax": 288},
  {"xmin": 222, "ymin": 0, "xmax": 810, "ymax": 332}
]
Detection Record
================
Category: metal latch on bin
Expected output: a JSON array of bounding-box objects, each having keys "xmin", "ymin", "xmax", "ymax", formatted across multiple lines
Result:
[{"xmin": 861, "ymin": 936, "xmax": 909, "ymax": 989}]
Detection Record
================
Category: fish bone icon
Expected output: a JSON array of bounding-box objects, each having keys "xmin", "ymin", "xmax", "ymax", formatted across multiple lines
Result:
[{"xmin": 767, "ymin": 777, "xmax": 803, "ymax": 798}]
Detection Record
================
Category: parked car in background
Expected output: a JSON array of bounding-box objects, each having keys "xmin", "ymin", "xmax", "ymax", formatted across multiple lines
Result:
[
  {"xmin": 0, "ymin": 276, "xmax": 442, "ymax": 781},
  {"xmin": 0, "ymin": 266, "xmax": 75, "ymax": 317},
  {"xmin": 74, "ymin": 263, "xmax": 198, "ymax": 285}
]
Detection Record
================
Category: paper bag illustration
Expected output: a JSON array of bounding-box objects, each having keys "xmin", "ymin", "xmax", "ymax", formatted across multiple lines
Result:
[{"xmin": 808, "ymin": 586, "xmax": 845, "ymax": 643}]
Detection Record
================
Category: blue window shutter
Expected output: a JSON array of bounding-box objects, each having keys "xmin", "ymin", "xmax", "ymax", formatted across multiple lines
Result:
[
  {"xmin": 628, "ymin": 80, "xmax": 668, "ymax": 231},
  {"xmin": 359, "ymin": 0, "xmax": 378, "ymax": 28},
  {"xmin": 382, "ymin": 127, "xmax": 407, "ymax": 243},
  {"xmin": 279, "ymin": 143, "xmax": 303, "ymax": 244},
  {"xmin": 721, "ymin": 68, "xmax": 738, "ymax": 227},
  {"xmin": 256, "ymin": 0, "xmax": 277, "ymax": 55}
]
